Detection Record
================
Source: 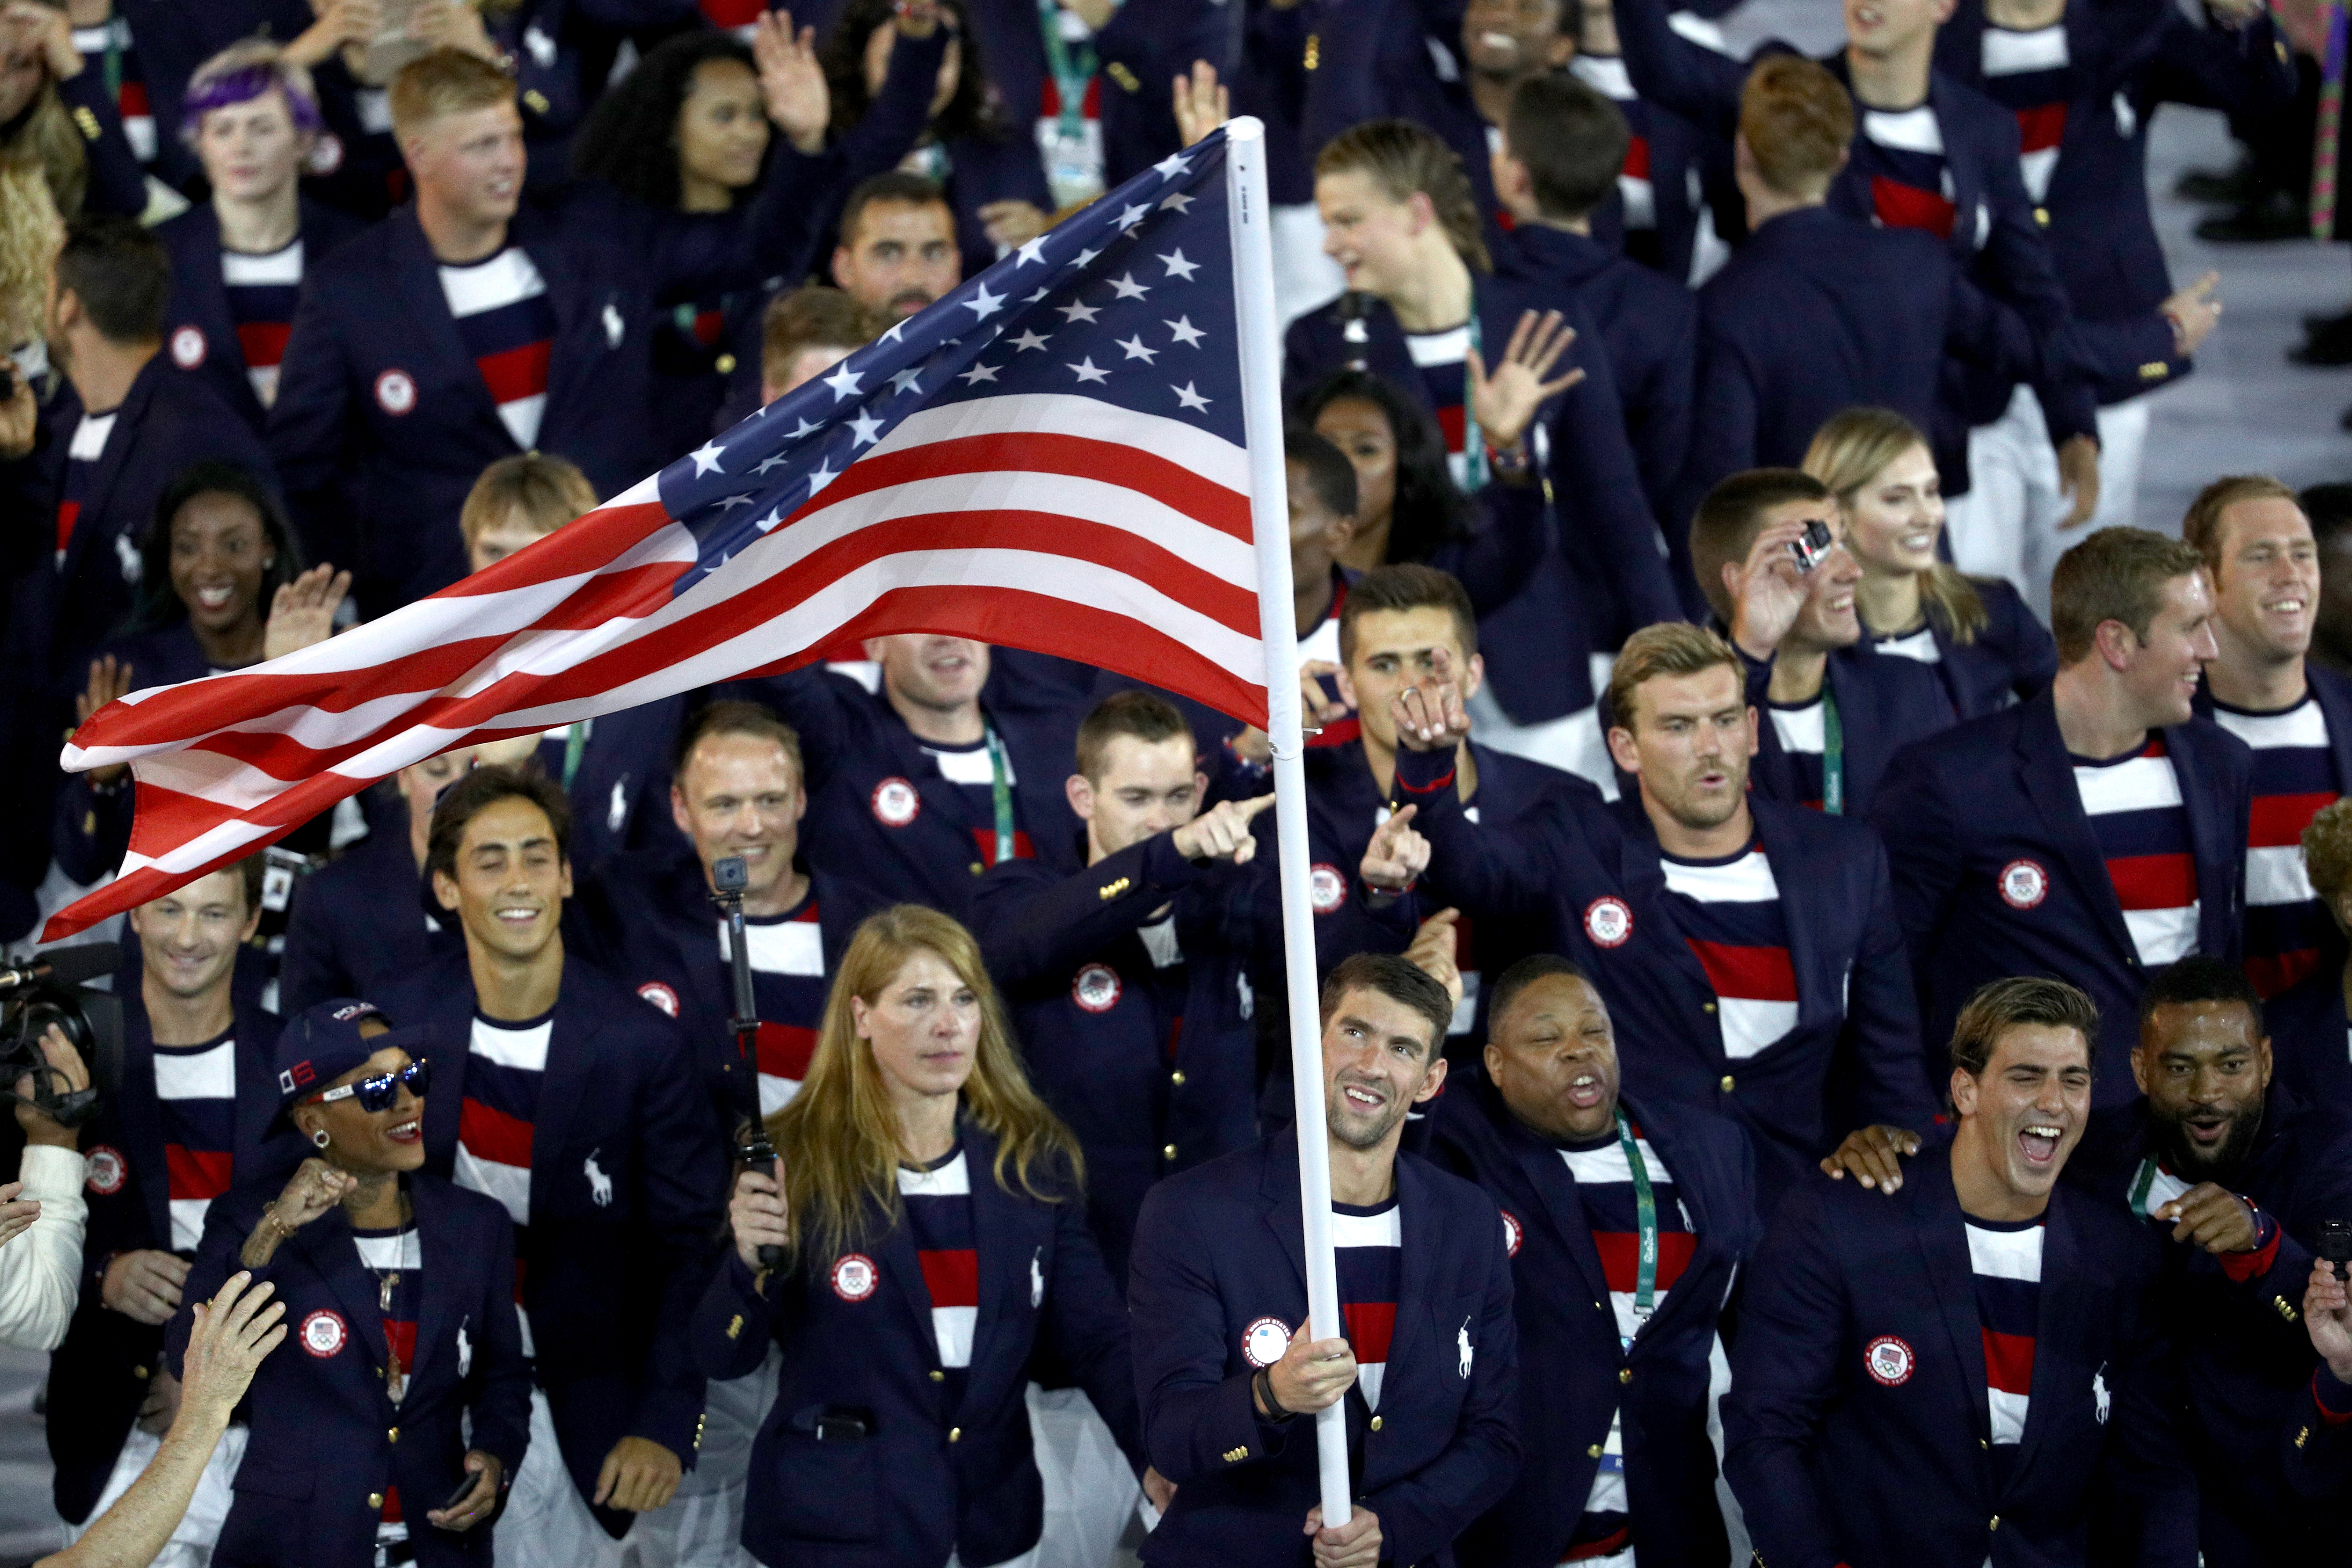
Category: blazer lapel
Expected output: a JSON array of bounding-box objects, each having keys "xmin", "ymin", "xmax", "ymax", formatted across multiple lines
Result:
[
  {"xmin": 387, "ymin": 212, "xmax": 505, "ymax": 435},
  {"xmin": 117, "ymin": 1011, "xmax": 172, "ymax": 1251},
  {"xmin": 874, "ymin": 1195, "xmax": 939, "ymax": 1366},
  {"xmin": 2015, "ymin": 695, "xmax": 2140, "ymax": 965},
  {"xmin": 529, "ymin": 975, "xmax": 597, "ymax": 1223},
  {"xmin": 1611, "ymin": 820, "xmax": 1719, "ymax": 1004},
  {"xmin": 2008, "ymin": 1190, "xmax": 2077, "ymax": 1482},
  {"xmin": 295, "ymin": 1206, "xmax": 394, "ymax": 1374},
  {"xmin": 405, "ymin": 1177, "xmax": 453, "ymax": 1389},
  {"xmin": 2164, "ymin": 721, "xmax": 2244, "ymax": 953},
  {"xmin": 1515, "ymin": 1123, "xmax": 1613, "ymax": 1310},
  {"xmin": 1751, "ymin": 802, "xmax": 1827, "ymax": 1025},
  {"xmin": 232, "ymin": 1018, "xmax": 281, "ymax": 1172},
  {"xmin": 1392, "ymin": 1157, "xmax": 1436, "ymax": 1400},
  {"xmin": 959, "ymin": 1124, "xmax": 1039, "ymax": 1417},
  {"xmin": 1258, "ymin": 1130, "xmax": 1310, "ymax": 1301},
  {"xmin": 1912, "ymin": 1155, "xmax": 1992, "ymax": 1446}
]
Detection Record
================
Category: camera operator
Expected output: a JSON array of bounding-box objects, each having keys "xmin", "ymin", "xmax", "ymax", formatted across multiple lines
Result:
[
  {"xmin": 47, "ymin": 860, "xmax": 293, "ymax": 1555},
  {"xmin": 170, "ymin": 999, "xmax": 532, "ymax": 1566},
  {"xmin": 3, "ymin": 1025, "xmax": 93, "ymax": 1351},
  {"xmin": 381, "ymin": 765, "xmax": 726, "ymax": 1568}
]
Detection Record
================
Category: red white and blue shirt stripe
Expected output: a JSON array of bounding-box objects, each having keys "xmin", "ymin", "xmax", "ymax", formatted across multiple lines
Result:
[
  {"xmin": 1967, "ymin": 1217, "xmax": 2043, "ymax": 1454},
  {"xmin": 455, "ymin": 1011, "xmax": 547, "ymax": 1352},
  {"xmin": 439, "ymin": 248, "xmax": 556, "ymax": 450},
  {"xmin": 1659, "ymin": 844, "xmax": 1799, "ymax": 1061},
  {"xmin": 57, "ymin": 410, "xmax": 116, "ymax": 564},
  {"xmin": 901, "ymin": 1149, "xmax": 978, "ymax": 1394},
  {"xmin": 720, "ymin": 895, "xmax": 828, "ymax": 1114},
  {"xmin": 2210, "ymin": 694, "xmax": 2341, "ymax": 997},
  {"xmin": 353, "ymin": 1222, "xmax": 422, "ymax": 1536},
  {"xmin": 154, "ymin": 1030, "xmax": 237, "ymax": 1253},
  {"xmin": 1334, "ymin": 1197, "xmax": 1401, "ymax": 1410},
  {"xmin": 51, "ymin": 133, "xmax": 1261, "ymax": 940},
  {"xmin": 1858, "ymin": 105, "xmax": 1963, "ymax": 244},
  {"xmin": 1978, "ymin": 25, "xmax": 2072, "ymax": 205},
  {"xmin": 1403, "ymin": 325, "xmax": 1472, "ymax": 488},
  {"xmin": 2072, "ymin": 738, "xmax": 2200, "ymax": 967},
  {"xmin": 923, "ymin": 736, "xmax": 1035, "ymax": 865},
  {"xmin": 222, "ymin": 240, "xmax": 304, "ymax": 409}
]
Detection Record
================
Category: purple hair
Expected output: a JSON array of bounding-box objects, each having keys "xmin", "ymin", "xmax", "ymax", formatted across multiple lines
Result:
[{"xmin": 178, "ymin": 62, "xmax": 323, "ymax": 143}]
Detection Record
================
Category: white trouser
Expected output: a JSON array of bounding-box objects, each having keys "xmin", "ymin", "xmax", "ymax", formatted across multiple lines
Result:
[
  {"xmin": 1270, "ymin": 204, "xmax": 1345, "ymax": 333},
  {"xmin": 1025, "ymin": 1382, "xmax": 1142, "ymax": 1568},
  {"xmin": 1943, "ymin": 384, "xmax": 2155, "ymax": 623},
  {"xmin": 65, "ymin": 1422, "xmax": 248, "ymax": 1568},
  {"xmin": 619, "ymin": 1351, "xmax": 778, "ymax": 1568},
  {"xmin": 500, "ymin": 1390, "xmax": 631, "ymax": 1568},
  {"xmin": 1465, "ymin": 654, "xmax": 1624, "ymax": 800}
]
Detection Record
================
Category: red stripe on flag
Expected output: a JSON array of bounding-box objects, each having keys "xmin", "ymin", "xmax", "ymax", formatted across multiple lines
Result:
[
  {"xmin": 919, "ymin": 1248, "xmax": 979, "ymax": 1308},
  {"xmin": 1685, "ymin": 940, "xmax": 1798, "ymax": 1001},
  {"xmin": 1871, "ymin": 175, "xmax": 1956, "ymax": 239},
  {"xmin": 1623, "ymin": 135, "xmax": 1651, "ymax": 179},
  {"xmin": 477, "ymin": 340, "xmax": 553, "ymax": 407},
  {"xmin": 164, "ymin": 1144, "xmax": 233, "ymax": 1201},
  {"xmin": 2105, "ymin": 853, "xmax": 2196, "ymax": 910},
  {"xmin": 2015, "ymin": 102, "xmax": 2067, "ymax": 154},
  {"xmin": 1591, "ymin": 1229, "xmax": 1698, "ymax": 1295},
  {"xmin": 819, "ymin": 431, "xmax": 1252, "ymax": 541},
  {"xmin": 234, "ymin": 322, "xmax": 292, "ymax": 370},
  {"xmin": 1981, "ymin": 1327, "xmax": 2035, "ymax": 1395},
  {"xmin": 458, "ymin": 1096, "xmax": 534, "ymax": 1168},
  {"xmin": 755, "ymin": 1022, "xmax": 817, "ymax": 1082},
  {"xmin": 1341, "ymin": 1301, "xmax": 1395, "ymax": 1364},
  {"xmin": 2250, "ymin": 790, "xmax": 2337, "ymax": 848}
]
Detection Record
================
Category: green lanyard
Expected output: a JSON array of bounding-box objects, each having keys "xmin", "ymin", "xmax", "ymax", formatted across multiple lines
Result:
[
  {"xmin": 1036, "ymin": 0, "xmax": 1099, "ymax": 144},
  {"xmin": 2127, "ymin": 1157, "xmax": 2164, "ymax": 1216},
  {"xmin": 1460, "ymin": 314, "xmax": 1488, "ymax": 491},
  {"xmin": 1821, "ymin": 684, "xmax": 1843, "ymax": 816},
  {"xmin": 1614, "ymin": 1108, "xmax": 1659, "ymax": 1330},
  {"xmin": 560, "ymin": 720, "xmax": 588, "ymax": 792},
  {"xmin": 985, "ymin": 727, "xmax": 1017, "ymax": 864}
]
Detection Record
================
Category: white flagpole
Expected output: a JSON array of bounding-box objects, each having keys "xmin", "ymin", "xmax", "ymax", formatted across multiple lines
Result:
[{"xmin": 1223, "ymin": 115, "xmax": 1353, "ymax": 1528}]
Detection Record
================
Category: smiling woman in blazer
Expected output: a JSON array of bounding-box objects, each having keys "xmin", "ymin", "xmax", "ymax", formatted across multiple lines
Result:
[
  {"xmin": 697, "ymin": 903, "xmax": 1165, "ymax": 1568},
  {"xmin": 175, "ymin": 998, "xmax": 531, "ymax": 1568}
]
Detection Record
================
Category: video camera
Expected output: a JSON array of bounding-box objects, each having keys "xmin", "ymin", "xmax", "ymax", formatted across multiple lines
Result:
[{"xmin": 0, "ymin": 943, "xmax": 123, "ymax": 1128}]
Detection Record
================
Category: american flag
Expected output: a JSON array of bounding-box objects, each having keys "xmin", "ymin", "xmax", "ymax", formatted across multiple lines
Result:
[{"xmin": 45, "ymin": 129, "xmax": 1265, "ymax": 939}]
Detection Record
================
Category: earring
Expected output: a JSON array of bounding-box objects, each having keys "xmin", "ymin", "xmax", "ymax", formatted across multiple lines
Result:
[{"xmin": 312, "ymin": 1128, "xmax": 331, "ymax": 1149}]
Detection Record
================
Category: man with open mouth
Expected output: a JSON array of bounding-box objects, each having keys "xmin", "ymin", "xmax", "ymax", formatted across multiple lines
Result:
[
  {"xmin": 1723, "ymin": 975, "xmax": 2196, "ymax": 1568},
  {"xmin": 2062, "ymin": 956, "xmax": 2352, "ymax": 1562}
]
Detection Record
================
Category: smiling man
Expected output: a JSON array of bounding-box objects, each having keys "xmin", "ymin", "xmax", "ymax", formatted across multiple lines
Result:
[
  {"xmin": 1426, "ymin": 955, "xmax": 1758, "ymax": 1566},
  {"xmin": 1872, "ymin": 528, "xmax": 2255, "ymax": 1106},
  {"xmin": 382, "ymin": 766, "xmax": 725, "ymax": 1568},
  {"xmin": 1128, "ymin": 953, "xmax": 1520, "ymax": 1568},
  {"xmin": 1724, "ymin": 976, "xmax": 2197, "ymax": 1568},
  {"xmin": 2183, "ymin": 477, "xmax": 2352, "ymax": 999},
  {"xmin": 2062, "ymin": 957, "xmax": 2352, "ymax": 1561}
]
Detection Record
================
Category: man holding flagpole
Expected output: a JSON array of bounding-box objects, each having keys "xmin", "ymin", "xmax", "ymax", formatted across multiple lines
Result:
[{"xmin": 1126, "ymin": 952, "xmax": 1521, "ymax": 1566}]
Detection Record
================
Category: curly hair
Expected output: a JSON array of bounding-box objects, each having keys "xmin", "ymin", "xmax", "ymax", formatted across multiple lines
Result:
[
  {"xmin": 820, "ymin": 0, "xmax": 1004, "ymax": 144},
  {"xmin": 573, "ymin": 29, "xmax": 764, "ymax": 209},
  {"xmin": 0, "ymin": 152, "xmax": 62, "ymax": 349},
  {"xmin": 2305, "ymin": 796, "xmax": 2352, "ymax": 935},
  {"xmin": 1294, "ymin": 368, "xmax": 1476, "ymax": 565}
]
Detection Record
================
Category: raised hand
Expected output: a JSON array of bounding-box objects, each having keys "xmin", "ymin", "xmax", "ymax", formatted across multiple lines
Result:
[
  {"xmin": 1173, "ymin": 59, "xmax": 1229, "ymax": 150},
  {"xmin": 1466, "ymin": 309, "xmax": 1583, "ymax": 455},
  {"xmin": 76, "ymin": 652, "xmax": 134, "ymax": 793},
  {"xmin": 1724, "ymin": 515, "xmax": 1813, "ymax": 660},
  {"xmin": 262, "ymin": 564, "xmax": 352, "ymax": 662},
  {"xmin": 1403, "ymin": 908, "xmax": 1462, "ymax": 1005},
  {"xmin": 754, "ymin": 10, "xmax": 830, "ymax": 156},
  {"xmin": 1389, "ymin": 651, "xmax": 1472, "ymax": 753},
  {"xmin": 406, "ymin": 0, "xmax": 498, "ymax": 62},
  {"xmin": 2160, "ymin": 270, "xmax": 2221, "ymax": 359},
  {"xmin": 979, "ymin": 199, "xmax": 1053, "ymax": 251},
  {"xmin": 14, "ymin": 1023, "xmax": 89, "ymax": 1148},
  {"xmin": 2, "ymin": 2, "xmax": 85, "ymax": 81},
  {"xmin": 1360, "ymin": 803, "xmax": 1429, "ymax": 892},
  {"xmin": 178, "ymin": 1273, "xmax": 284, "ymax": 1426},
  {"xmin": 1171, "ymin": 793, "xmax": 1276, "ymax": 864},
  {"xmin": 285, "ymin": 0, "xmax": 384, "ymax": 71}
]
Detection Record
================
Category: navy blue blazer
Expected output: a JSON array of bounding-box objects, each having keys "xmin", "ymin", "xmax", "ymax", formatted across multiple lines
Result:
[
  {"xmin": 570, "ymin": 848, "xmax": 889, "ymax": 1129},
  {"xmin": 1392, "ymin": 743, "xmax": 1934, "ymax": 1208},
  {"xmin": 691, "ymin": 1117, "xmax": 1145, "ymax": 1568},
  {"xmin": 1283, "ymin": 279, "xmax": 1683, "ymax": 666},
  {"xmin": 267, "ymin": 161, "xmax": 820, "ymax": 618},
  {"xmin": 2263, "ymin": 963, "xmax": 2352, "ymax": 1116},
  {"xmin": 2, "ymin": 353, "xmax": 277, "ymax": 685},
  {"xmin": 1868, "ymin": 690, "xmax": 2254, "ymax": 1106},
  {"xmin": 387, "ymin": 951, "xmax": 727, "ymax": 1535},
  {"xmin": 2066, "ymin": 1084, "xmax": 2352, "ymax": 1554},
  {"xmin": 172, "ymin": 1172, "xmax": 534, "ymax": 1568},
  {"xmin": 726, "ymin": 667, "xmax": 1083, "ymax": 920},
  {"xmin": 1738, "ymin": 640, "xmax": 1960, "ymax": 819},
  {"xmin": 1930, "ymin": 576, "xmax": 2061, "ymax": 717},
  {"xmin": 1427, "ymin": 1074, "xmax": 1757, "ymax": 1568},
  {"xmin": 1682, "ymin": 205, "xmax": 2038, "ymax": 520},
  {"xmin": 1127, "ymin": 1127, "xmax": 1522, "ymax": 1568},
  {"xmin": 975, "ymin": 829, "xmax": 1264, "ymax": 1282},
  {"xmin": 46, "ymin": 56, "xmax": 149, "ymax": 218},
  {"xmin": 278, "ymin": 825, "xmax": 465, "ymax": 1017},
  {"xmin": 156, "ymin": 199, "xmax": 364, "ymax": 435},
  {"xmin": 46, "ymin": 950, "xmax": 289, "ymax": 1525},
  {"xmin": 1722, "ymin": 1146, "xmax": 2196, "ymax": 1568},
  {"xmin": 1498, "ymin": 223, "xmax": 1695, "ymax": 577},
  {"xmin": 1934, "ymin": 1, "xmax": 2294, "ymax": 408}
]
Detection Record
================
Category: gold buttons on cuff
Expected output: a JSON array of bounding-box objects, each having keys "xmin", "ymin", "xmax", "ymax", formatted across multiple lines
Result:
[
  {"xmin": 1719, "ymin": 1076, "xmax": 1735, "ymax": 1093},
  {"xmin": 726, "ymin": 1313, "xmax": 743, "ymax": 1340},
  {"xmin": 1369, "ymin": 1415, "xmax": 1382, "ymax": 1431}
]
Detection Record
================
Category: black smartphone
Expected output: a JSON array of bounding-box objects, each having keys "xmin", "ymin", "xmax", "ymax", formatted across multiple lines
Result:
[
  {"xmin": 2319, "ymin": 1217, "xmax": 2352, "ymax": 1281},
  {"xmin": 1789, "ymin": 519, "xmax": 1835, "ymax": 573},
  {"xmin": 440, "ymin": 1472, "xmax": 480, "ymax": 1512}
]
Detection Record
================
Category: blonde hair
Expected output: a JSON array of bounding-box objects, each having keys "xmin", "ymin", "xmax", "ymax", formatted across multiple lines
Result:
[
  {"xmin": 1315, "ymin": 119, "xmax": 1492, "ymax": 274},
  {"xmin": 2305, "ymin": 797, "xmax": 2352, "ymax": 934},
  {"xmin": 1607, "ymin": 621, "xmax": 1743, "ymax": 731},
  {"xmin": 1803, "ymin": 406, "xmax": 1988, "ymax": 644},
  {"xmin": 1738, "ymin": 54, "xmax": 1854, "ymax": 199},
  {"xmin": 459, "ymin": 453, "xmax": 598, "ymax": 550},
  {"xmin": 389, "ymin": 47, "xmax": 516, "ymax": 142},
  {"xmin": 0, "ymin": 153, "xmax": 64, "ymax": 349},
  {"xmin": 2180, "ymin": 474, "xmax": 2301, "ymax": 576},
  {"xmin": 2, "ymin": 83, "xmax": 88, "ymax": 220},
  {"xmin": 767, "ymin": 906, "xmax": 1083, "ymax": 1264}
]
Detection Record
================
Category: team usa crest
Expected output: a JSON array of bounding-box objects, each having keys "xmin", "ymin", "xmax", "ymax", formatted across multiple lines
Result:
[
  {"xmin": 1307, "ymin": 863, "xmax": 1346, "ymax": 914},
  {"xmin": 1072, "ymin": 964, "xmax": 1121, "ymax": 1013},
  {"xmin": 1500, "ymin": 1209, "xmax": 1523, "ymax": 1258},
  {"xmin": 1863, "ymin": 1335, "xmax": 1914, "ymax": 1386},
  {"xmin": 83, "ymin": 1145, "xmax": 125, "ymax": 1196},
  {"xmin": 373, "ymin": 369, "xmax": 417, "ymax": 416},
  {"xmin": 169, "ymin": 326, "xmax": 205, "ymax": 369},
  {"xmin": 1998, "ymin": 859, "xmax": 2049, "ymax": 910},
  {"xmin": 871, "ymin": 777, "xmax": 921, "ymax": 828},
  {"xmin": 636, "ymin": 982, "xmax": 680, "ymax": 1018},
  {"xmin": 1584, "ymin": 896, "xmax": 1634, "ymax": 948},
  {"xmin": 1241, "ymin": 1316, "xmax": 1291, "ymax": 1368},
  {"xmin": 301, "ymin": 1309, "xmax": 349, "ymax": 1358},
  {"xmin": 830, "ymin": 1253, "xmax": 879, "ymax": 1302}
]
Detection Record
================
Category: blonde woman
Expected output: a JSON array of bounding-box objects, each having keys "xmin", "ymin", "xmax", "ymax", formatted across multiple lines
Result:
[
  {"xmin": 698, "ymin": 905, "xmax": 1168, "ymax": 1568},
  {"xmin": 0, "ymin": 0, "xmax": 143, "ymax": 217},
  {"xmin": 1804, "ymin": 406, "xmax": 2059, "ymax": 719}
]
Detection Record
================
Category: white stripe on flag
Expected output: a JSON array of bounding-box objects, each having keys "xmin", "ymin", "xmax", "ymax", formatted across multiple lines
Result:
[{"xmin": 876, "ymin": 392, "xmax": 1250, "ymax": 493}]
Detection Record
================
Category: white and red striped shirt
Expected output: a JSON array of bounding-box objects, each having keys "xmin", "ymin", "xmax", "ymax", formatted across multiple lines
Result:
[
  {"xmin": 1660, "ymin": 845, "xmax": 1799, "ymax": 1060},
  {"xmin": 455, "ymin": 1013, "xmax": 548, "ymax": 1353},
  {"xmin": 440, "ymin": 248, "xmax": 556, "ymax": 449},
  {"xmin": 2072, "ymin": 739, "xmax": 2199, "ymax": 967},
  {"xmin": 2210, "ymin": 694, "xmax": 2341, "ymax": 997},
  {"xmin": 719, "ymin": 902, "xmax": 826, "ymax": 1115}
]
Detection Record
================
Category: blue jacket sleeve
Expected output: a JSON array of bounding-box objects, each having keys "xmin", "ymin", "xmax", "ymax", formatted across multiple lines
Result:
[
  {"xmin": 2144, "ymin": 9, "xmax": 2299, "ymax": 117},
  {"xmin": 465, "ymin": 1208, "xmax": 534, "ymax": 1479},
  {"xmin": 2097, "ymin": 1231, "xmax": 2201, "ymax": 1567},
  {"xmin": 624, "ymin": 1020, "xmax": 730, "ymax": 1460},
  {"xmin": 1719, "ymin": 1182, "xmax": 1848, "ymax": 1568},
  {"xmin": 691, "ymin": 1249, "xmax": 796, "ymax": 1382},
  {"xmin": 1678, "ymin": 309, "xmax": 1761, "ymax": 526},
  {"xmin": 978, "ymin": 833, "xmax": 1223, "ymax": 986},
  {"xmin": 1543, "ymin": 338, "xmax": 1681, "ymax": 630},
  {"xmin": 1391, "ymin": 742, "xmax": 1558, "ymax": 917},
  {"xmin": 1434, "ymin": 476, "xmax": 1549, "ymax": 618},
  {"xmin": 1610, "ymin": 0, "xmax": 1750, "ymax": 141},
  {"xmin": 266, "ymin": 277, "xmax": 364, "ymax": 575},
  {"xmin": 55, "ymin": 66, "xmax": 148, "ymax": 218},
  {"xmin": 1963, "ymin": 109, "xmax": 2100, "ymax": 451},
  {"xmin": 728, "ymin": 669, "xmax": 862, "ymax": 798}
]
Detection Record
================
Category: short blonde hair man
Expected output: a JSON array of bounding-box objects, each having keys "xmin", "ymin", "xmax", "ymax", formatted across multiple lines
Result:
[
  {"xmin": 460, "ymin": 453, "xmax": 598, "ymax": 571},
  {"xmin": 388, "ymin": 47, "xmax": 514, "ymax": 142}
]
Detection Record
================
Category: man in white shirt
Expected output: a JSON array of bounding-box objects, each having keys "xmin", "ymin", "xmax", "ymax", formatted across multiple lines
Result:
[{"xmin": 1, "ymin": 1026, "xmax": 93, "ymax": 1352}]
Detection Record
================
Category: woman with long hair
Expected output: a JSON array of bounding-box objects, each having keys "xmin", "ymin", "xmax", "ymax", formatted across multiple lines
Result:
[
  {"xmin": 0, "ymin": 0, "xmax": 143, "ymax": 219},
  {"xmin": 697, "ymin": 904, "xmax": 1166, "ymax": 1567},
  {"xmin": 1802, "ymin": 406, "xmax": 2058, "ymax": 718}
]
